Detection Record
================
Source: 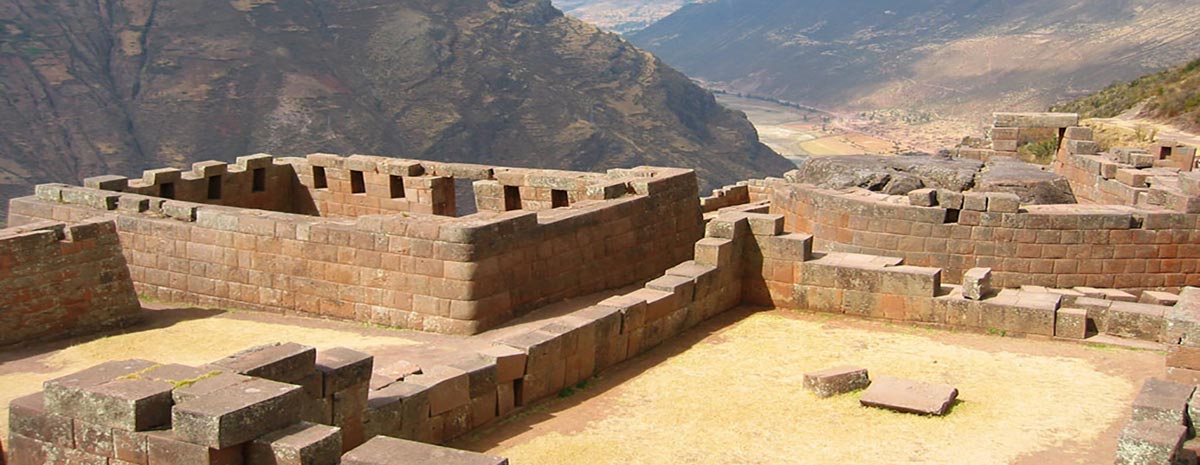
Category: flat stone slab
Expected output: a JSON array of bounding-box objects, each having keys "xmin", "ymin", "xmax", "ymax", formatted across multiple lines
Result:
[
  {"xmin": 210, "ymin": 342, "xmax": 316, "ymax": 384},
  {"xmin": 803, "ymin": 366, "xmax": 870, "ymax": 397},
  {"xmin": 248, "ymin": 421, "xmax": 342, "ymax": 465},
  {"xmin": 42, "ymin": 359, "xmax": 174, "ymax": 431},
  {"xmin": 1116, "ymin": 420, "xmax": 1187, "ymax": 465},
  {"xmin": 1132, "ymin": 378, "xmax": 1195, "ymax": 425},
  {"xmin": 859, "ymin": 376, "xmax": 958, "ymax": 416},
  {"xmin": 341, "ymin": 436, "xmax": 508, "ymax": 465},
  {"xmin": 172, "ymin": 377, "xmax": 304, "ymax": 449}
]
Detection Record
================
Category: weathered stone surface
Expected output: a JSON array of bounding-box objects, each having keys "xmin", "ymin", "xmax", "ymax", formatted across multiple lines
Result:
[
  {"xmin": 316, "ymin": 348, "xmax": 374, "ymax": 396},
  {"xmin": 404, "ymin": 366, "xmax": 470, "ymax": 417},
  {"xmin": 146, "ymin": 430, "xmax": 245, "ymax": 465},
  {"xmin": 975, "ymin": 158, "xmax": 1077, "ymax": 205},
  {"xmin": 1107, "ymin": 301, "xmax": 1166, "ymax": 341},
  {"xmin": 985, "ymin": 192, "xmax": 1020, "ymax": 213},
  {"xmin": 248, "ymin": 422, "xmax": 342, "ymax": 465},
  {"xmin": 962, "ymin": 268, "xmax": 992, "ymax": 301},
  {"xmin": 1131, "ymin": 378, "xmax": 1195, "ymax": 425},
  {"xmin": 859, "ymin": 376, "xmax": 958, "ymax": 416},
  {"xmin": 803, "ymin": 366, "xmax": 870, "ymax": 397},
  {"xmin": 211, "ymin": 343, "xmax": 316, "ymax": 384},
  {"xmin": 43, "ymin": 359, "xmax": 174, "ymax": 431},
  {"xmin": 8, "ymin": 392, "xmax": 75, "ymax": 448},
  {"xmin": 172, "ymin": 378, "xmax": 305, "ymax": 449},
  {"xmin": 1116, "ymin": 420, "xmax": 1186, "ymax": 465},
  {"xmin": 1055, "ymin": 308, "xmax": 1088, "ymax": 339},
  {"xmin": 907, "ymin": 188, "xmax": 937, "ymax": 207},
  {"xmin": 341, "ymin": 436, "xmax": 508, "ymax": 465},
  {"xmin": 480, "ymin": 345, "xmax": 527, "ymax": 383},
  {"xmin": 174, "ymin": 372, "xmax": 255, "ymax": 404},
  {"xmin": 790, "ymin": 155, "xmax": 982, "ymax": 194}
]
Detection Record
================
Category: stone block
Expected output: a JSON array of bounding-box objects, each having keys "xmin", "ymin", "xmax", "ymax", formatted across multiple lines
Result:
[
  {"xmin": 803, "ymin": 366, "xmax": 870, "ymax": 397},
  {"xmin": 341, "ymin": 436, "xmax": 508, "ymax": 465},
  {"xmin": 1107, "ymin": 301, "xmax": 1166, "ymax": 341},
  {"xmin": 1132, "ymin": 153, "xmax": 1157, "ymax": 168},
  {"xmin": 1064, "ymin": 126, "xmax": 1094, "ymax": 140},
  {"xmin": 1142, "ymin": 291, "xmax": 1181, "ymax": 307},
  {"xmin": 1066, "ymin": 139, "xmax": 1100, "ymax": 155},
  {"xmin": 1055, "ymin": 308, "xmax": 1087, "ymax": 339},
  {"xmin": 1116, "ymin": 420, "xmax": 1186, "ymax": 465},
  {"xmin": 962, "ymin": 268, "xmax": 992, "ymax": 301},
  {"xmin": 1131, "ymin": 378, "xmax": 1195, "ymax": 426},
  {"xmin": 936, "ymin": 190, "xmax": 964, "ymax": 210},
  {"xmin": 694, "ymin": 237, "xmax": 734, "ymax": 267},
  {"xmin": 145, "ymin": 430, "xmax": 245, "ymax": 465},
  {"xmin": 962, "ymin": 193, "xmax": 988, "ymax": 211},
  {"xmin": 174, "ymin": 372, "xmax": 255, "ymax": 404},
  {"xmin": 759, "ymin": 233, "xmax": 813, "ymax": 261},
  {"xmin": 448, "ymin": 355, "xmax": 498, "ymax": 399},
  {"xmin": 1168, "ymin": 345, "xmax": 1200, "ymax": 371},
  {"xmin": 907, "ymin": 188, "xmax": 937, "ymax": 207},
  {"xmin": 480, "ymin": 345, "xmax": 527, "ymax": 383},
  {"xmin": 404, "ymin": 365, "xmax": 470, "ymax": 416},
  {"xmin": 878, "ymin": 266, "xmax": 941, "ymax": 297},
  {"xmin": 43, "ymin": 359, "xmax": 174, "ymax": 431},
  {"xmin": 84, "ymin": 175, "xmax": 129, "ymax": 191},
  {"xmin": 316, "ymin": 348, "xmax": 373, "ymax": 396},
  {"xmin": 992, "ymin": 139, "xmax": 1018, "ymax": 152},
  {"xmin": 365, "ymin": 382, "xmax": 429, "ymax": 440},
  {"xmin": 859, "ymin": 376, "xmax": 958, "ymax": 416},
  {"xmin": 247, "ymin": 422, "xmax": 342, "ymax": 465},
  {"xmin": 985, "ymin": 193, "xmax": 1020, "ymax": 213},
  {"xmin": 8, "ymin": 392, "xmax": 75, "ymax": 448},
  {"xmin": 172, "ymin": 378, "xmax": 305, "ymax": 449},
  {"xmin": 1103, "ymin": 289, "xmax": 1139, "ymax": 303},
  {"xmin": 211, "ymin": 343, "xmax": 316, "ymax": 384},
  {"xmin": 1116, "ymin": 168, "xmax": 1150, "ymax": 187}
]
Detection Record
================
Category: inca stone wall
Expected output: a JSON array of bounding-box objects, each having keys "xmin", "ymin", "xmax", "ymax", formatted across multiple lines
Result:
[
  {"xmin": 0, "ymin": 218, "xmax": 141, "ymax": 347},
  {"xmin": 6, "ymin": 157, "xmax": 702, "ymax": 335}
]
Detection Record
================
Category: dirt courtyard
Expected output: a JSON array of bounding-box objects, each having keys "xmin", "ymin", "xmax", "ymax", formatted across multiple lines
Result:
[{"xmin": 457, "ymin": 308, "xmax": 1164, "ymax": 465}]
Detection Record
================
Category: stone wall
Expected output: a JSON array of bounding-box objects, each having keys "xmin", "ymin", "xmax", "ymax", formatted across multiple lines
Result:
[
  {"xmin": 0, "ymin": 219, "xmax": 140, "ymax": 347},
  {"xmin": 765, "ymin": 181, "xmax": 1200, "ymax": 291},
  {"xmin": 7, "ymin": 158, "xmax": 702, "ymax": 335}
]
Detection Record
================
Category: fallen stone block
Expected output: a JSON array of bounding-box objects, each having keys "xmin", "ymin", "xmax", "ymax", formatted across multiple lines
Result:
[
  {"xmin": 211, "ymin": 343, "xmax": 316, "ymax": 384},
  {"xmin": 1142, "ymin": 291, "xmax": 1182, "ymax": 307},
  {"xmin": 1107, "ymin": 301, "xmax": 1166, "ymax": 341},
  {"xmin": 172, "ymin": 378, "xmax": 305, "ymax": 449},
  {"xmin": 1132, "ymin": 378, "xmax": 1195, "ymax": 426},
  {"xmin": 365, "ymin": 382, "xmax": 430, "ymax": 440},
  {"xmin": 962, "ymin": 268, "xmax": 992, "ymax": 301},
  {"xmin": 248, "ymin": 422, "xmax": 342, "ymax": 465},
  {"xmin": 404, "ymin": 366, "xmax": 470, "ymax": 417},
  {"xmin": 1116, "ymin": 420, "xmax": 1187, "ymax": 465},
  {"xmin": 316, "ymin": 348, "xmax": 374, "ymax": 396},
  {"xmin": 43, "ymin": 360, "xmax": 174, "ymax": 431},
  {"xmin": 480, "ymin": 345, "xmax": 527, "ymax": 383},
  {"xmin": 341, "ymin": 436, "xmax": 508, "ymax": 465},
  {"xmin": 859, "ymin": 376, "xmax": 958, "ymax": 416},
  {"xmin": 803, "ymin": 366, "xmax": 870, "ymax": 397},
  {"xmin": 1055, "ymin": 308, "xmax": 1088, "ymax": 339}
]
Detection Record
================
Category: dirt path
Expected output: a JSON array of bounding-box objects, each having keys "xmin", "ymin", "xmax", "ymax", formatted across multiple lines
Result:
[
  {"xmin": 456, "ymin": 308, "xmax": 1163, "ymax": 465},
  {"xmin": 1091, "ymin": 115, "xmax": 1200, "ymax": 148}
]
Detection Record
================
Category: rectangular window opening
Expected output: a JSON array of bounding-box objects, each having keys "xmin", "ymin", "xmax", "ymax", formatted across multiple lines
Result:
[
  {"xmin": 252, "ymin": 168, "xmax": 266, "ymax": 192},
  {"xmin": 1162, "ymin": 147, "xmax": 1174, "ymax": 159},
  {"xmin": 504, "ymin": 185, "xmax": 522, "ymax": 211},
  {"xmin": 159, "ymin": 182, "xmax": 175, "ymax": 199},
  {"xmin": 206, "ymin": 176, "xmax": 222, "ymax": 200},
  {"xmin": 389, "ymin": 175, "xmax": 406, "ymax": 199},
  {"xmin": 313, "ymin": 166, "xmax": 328, "ymax": 189},
  {"xmin": 350, "ymin": 170, "xmax": 366, "ymax": 194},
  {"xmin": 551, "ymin": 189, "xmax": 569, "ymax": 208}
]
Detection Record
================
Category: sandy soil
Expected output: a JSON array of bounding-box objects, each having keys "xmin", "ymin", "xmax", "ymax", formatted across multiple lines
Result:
[{"xmin": 457, "ymin": 308, "xmax": 1163, "ymax": 465}]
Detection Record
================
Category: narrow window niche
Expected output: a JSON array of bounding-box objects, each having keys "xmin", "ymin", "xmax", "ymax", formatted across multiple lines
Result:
[
  {"xmin": 504, "ymin": 185, "xmax": 522, "ymax": 211},
  {"xmin": 551, "ymin": 189, "xmax": 569, "ymax": 208},
  {"xmin": 252, "ymin": 168, "xmax": 267, "ymax": 192},
  {"xmin": 351, "ymin": 170, "xmax": 367, "ymax": 194},
  {"xmin": 159, "ymin": 182, "xmax": 175, "ymax": 199},
  {"xmin": 207, "ymin": 176, "xmax": 222, "ymax": 200},
  {"xmin": 313, "ymin": 166, "xmax": 328, "ymax": 189},
  {"xmin": 390, "ymin": 175, "xmax": 406, "ymax": 199}
]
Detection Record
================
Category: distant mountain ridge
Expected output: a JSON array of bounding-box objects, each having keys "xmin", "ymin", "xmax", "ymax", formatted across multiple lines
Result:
[
  {"xmin": 0, "ymin": 0, "xmax": 792, "ymax": 223},
  {"xmin": 628, "ymin": 0, "xmax": 1200, "ymax": 123}
]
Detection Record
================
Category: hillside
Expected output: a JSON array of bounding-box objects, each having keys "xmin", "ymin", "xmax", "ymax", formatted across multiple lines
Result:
[
  {"xmin": 1052, "ymin": 57, "xmax": 1200, "ymax": 132},
  {"xmin": 0, "ymin": 0, "xmax": 792, "ymax": 223},
  {"xmin": 628, "ymin": 0, "xmax": 1200, "ymax": 131},
  {"xmin": 555, "ymin": 0, "xmax": 688, "ymax": 33}
]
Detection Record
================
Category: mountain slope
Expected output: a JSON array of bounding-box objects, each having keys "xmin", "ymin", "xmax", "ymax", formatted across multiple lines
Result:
[
  {"xmin": 1052, "ymin": 57, "xmax": 1200, "ymax": 132},
  {"xmin": 0, "ymin": 0, "xmax": 791, "ymax": 222},
  {"xmin": 555, "ymin": 0, "xmax": 688, "ymax": 33},
  {"xmin": 628, "ymin": 0, "xmax": 1200, "ymax": 123}
]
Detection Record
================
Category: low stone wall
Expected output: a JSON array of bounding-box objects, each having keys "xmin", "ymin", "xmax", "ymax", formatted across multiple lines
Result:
[
  {"xmin": 7, "ymin": 159, "xmax": 702, "ymax": 335},
  {"xmin": 766, "ymin": 181, "xmax": 1200, "ymax": 291},
  {"xmin": 0, "ymin": 219, "xmax": 140, "ymax": 347}
]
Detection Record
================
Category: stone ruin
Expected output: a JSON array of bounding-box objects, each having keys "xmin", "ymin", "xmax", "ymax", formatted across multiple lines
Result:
[{"xmin": 3, "ymin": 113, "xmax": 1200, "ymax": 463}]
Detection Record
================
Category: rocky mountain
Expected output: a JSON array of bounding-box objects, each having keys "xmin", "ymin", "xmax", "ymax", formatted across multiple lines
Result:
[
  {"xmin": 1052, "ymin": 57, "xmax": 1200, "ymax": 132},
  {"xmin": 629, "ymin": 0, "xmax": 1200, "ymax": 123},
  {"xmin": 0, "ymin": 0, "xmax": 792, "ymax": 223},
  {"xmin": 554, "ymin": 0, "xmax": 689, "ymax": 33}
]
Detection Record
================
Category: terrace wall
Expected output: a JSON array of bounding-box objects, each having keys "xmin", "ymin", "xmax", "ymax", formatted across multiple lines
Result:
[
  {"xmin": 0, "ymin": 219, "xmax": 140, "ymax": 347},
  {"xmin": 6, "ymin": 158, "xmax": 702, "ymax": 335},
  {"xmin": 765, "ymin": 181, "xmax": 1200, "ymax": 291}
]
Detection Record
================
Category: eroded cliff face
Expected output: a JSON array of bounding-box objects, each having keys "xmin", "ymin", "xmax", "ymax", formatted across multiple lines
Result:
[{"xmin": 0, "ymin": 0, "xmax": 791, "ymax": 222}]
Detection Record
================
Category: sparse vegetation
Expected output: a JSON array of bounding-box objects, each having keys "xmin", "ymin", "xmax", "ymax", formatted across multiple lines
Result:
[
  {"xmin": 1052, "ymin": 57, "xmax": 1200, "ymax": 132},
  {"xmin": 1018, "ymin": 139, "xmax": 1059, "ymax": 165}
]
